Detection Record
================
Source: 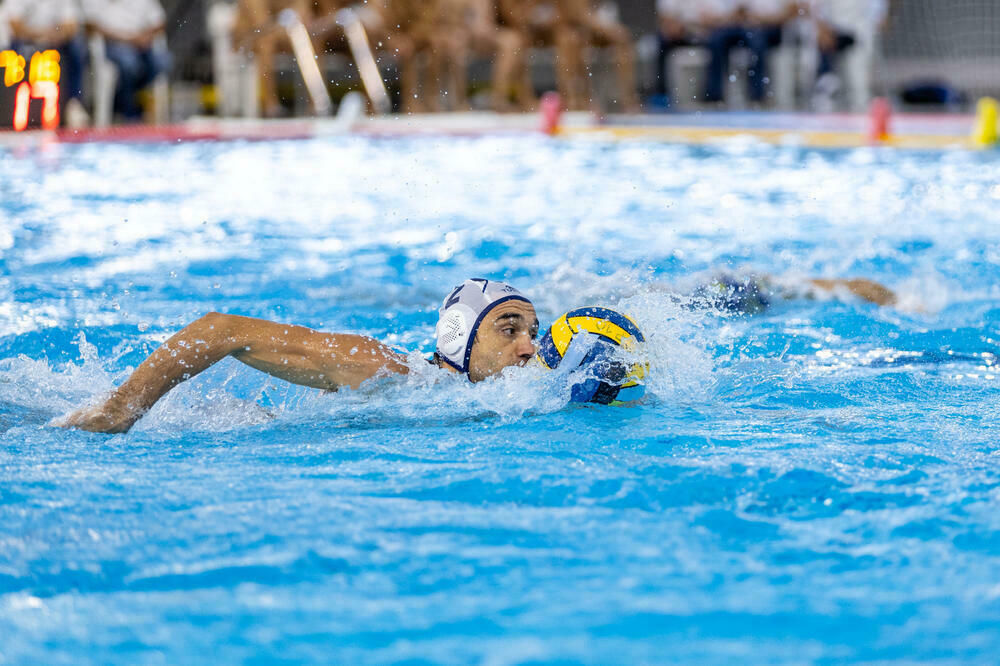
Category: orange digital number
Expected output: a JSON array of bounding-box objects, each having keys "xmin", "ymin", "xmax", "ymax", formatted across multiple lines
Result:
[
  {"xmin": 5, "ymin": 50, "xmax": 61, "ymax": 131},
  {"xmin": 31, "ymin": 81, "xmax": 60, "ymax": 130},
  {"xmin": 29, "ymin": 50, "xmax": 61, "ymax": 85},
  {"xmin": 1, "ymin": 50, "xmax": 27, "ymax": 86},
  {"xmin": 12, "ymin": 82, "xmax": 30, "ymax": 131}
]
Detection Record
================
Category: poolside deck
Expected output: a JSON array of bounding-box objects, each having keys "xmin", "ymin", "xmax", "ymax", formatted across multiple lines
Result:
[{"xmin": 0, "ymin": 110, "xmax": 986, "ymax": 151}]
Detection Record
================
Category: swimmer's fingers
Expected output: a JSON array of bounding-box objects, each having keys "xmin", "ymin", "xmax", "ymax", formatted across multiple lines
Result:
[
  {"xmin": 51, "ymin": 396, "xmax": 140, "ymax": 434},
  {"xmin": 51, "ymin": 406, "xmax": 116, "ymax": 433}
]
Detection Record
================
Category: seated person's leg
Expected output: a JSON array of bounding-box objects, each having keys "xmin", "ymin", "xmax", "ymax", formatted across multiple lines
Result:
[
  {"xmin": 492, "ymin": 27, "xmax": 526, "ymax": 110},
  {"xmin": 447, "ymin": 35, "xmax": 472, "ymax": 111},
  {"xmin": 135, "ymin": 46, "xmax": 171, "ymax": 92},
  {"xmin": 253, "ymin": 31, "xmax": 287, "ymax": 117},
  {"xmin": 812, "ymin": 28, "xmax": 856, "ymax": 110},
  {"xmin": 703, "ymin": 26, "xmax": 742, "ymax": 103},
  {"xmin": 426, "ymin": 36, "xmax": 451, "ymax": 112},
  {"xmin": 590, "ymin": 21, "xmax": 638, "ymax": 112},
  {"xmin": 58, "ymin": 35, "xmax": 89, "ymax": 106},
  {"xmin": 553, "ymin": 24, "xmax": 583, "ymax": 110},
  {"xmin": 818, "ymin": 30, "xmax": 856, "ymax": 77},
  {"xmin": 655, "ymin": 35, "xmax": 669, "ymax": 98},
  {"xmin": 514, "ymin": 45, "xmax": 538, "ymax": 111},
  {"xmin": 746, "ymin": 25, "xmax": 782, "ymax": 103},
  {"xmin": 655, "ymin": 16, "xmax": 688, "ymax": 99},
  {"xmin": 507, "ymin": 24, "xmax": 538, "ymax": 111},
  {"xmin": 395, "ymin": 36, "xmax": 425, "ymax": 113},
  {"xmin": 104, "ymin": 40, "xmax": 146, "ymax": 119}
]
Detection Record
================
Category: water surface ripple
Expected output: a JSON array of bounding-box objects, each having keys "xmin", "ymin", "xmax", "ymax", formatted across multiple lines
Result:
[{"xmin": 2, "ymin": 136, "xmax": 1000, "ymax": 663}]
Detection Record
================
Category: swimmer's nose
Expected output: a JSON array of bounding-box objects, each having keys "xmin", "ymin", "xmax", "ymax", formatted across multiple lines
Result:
[{"xmin": 515, "ymin": 334, "xmax": 536, "ymax": 363}]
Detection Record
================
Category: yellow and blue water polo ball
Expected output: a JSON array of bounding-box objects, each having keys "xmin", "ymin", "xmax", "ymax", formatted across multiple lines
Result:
[{"xmin": 536, "ymin": 306, "xmax": 647, "ymax": 405}]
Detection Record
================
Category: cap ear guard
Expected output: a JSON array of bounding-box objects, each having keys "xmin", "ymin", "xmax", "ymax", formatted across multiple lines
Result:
[{"xmin": 436, "ymin": 304, "xmax": 474, "ymax": 362}]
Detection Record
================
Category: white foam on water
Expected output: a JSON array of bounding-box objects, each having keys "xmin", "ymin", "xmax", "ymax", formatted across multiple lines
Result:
[
  {"xmin": 4, "ymin": 136, "xmax": 997, "ymax": 438},
  {"xmin": 893, "ymin": 272, "xmax": 953, "ymax": 315},
  {"xmin": 8, "ymin": 289, "xmax": 719, "ymax": 435},
  {"xmin": 0, "ymin": 334, "xmax": 113, "ymax": 420}
]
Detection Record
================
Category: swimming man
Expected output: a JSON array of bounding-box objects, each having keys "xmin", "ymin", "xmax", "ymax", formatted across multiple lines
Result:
[{"xmin": 56, "ymin": 279, "xmax": 539, "ymax": 433}]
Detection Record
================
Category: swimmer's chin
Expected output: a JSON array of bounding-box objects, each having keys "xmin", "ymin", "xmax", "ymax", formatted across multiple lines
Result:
[
  {"xmin": 499, "ymin": 359, "xmax": 549, "ymax": 381},
  {"xmin": 506, "ymin": 357, "xmax": 543, "ymax": 374}
]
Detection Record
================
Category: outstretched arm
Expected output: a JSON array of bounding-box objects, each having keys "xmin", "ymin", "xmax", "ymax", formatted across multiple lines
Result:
[
  {"xmin": 55, "ymin": 312, "xmax": 409, "ymax": 433},
  {"xmin": 808, "ymin": 278, "xmax": 897, "ymax": 306}
]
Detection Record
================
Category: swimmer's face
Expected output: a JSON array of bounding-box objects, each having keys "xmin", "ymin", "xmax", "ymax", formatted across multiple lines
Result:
[{"xmin": 467, "ymin": 300, "xmax": 539, "ymax": 383}]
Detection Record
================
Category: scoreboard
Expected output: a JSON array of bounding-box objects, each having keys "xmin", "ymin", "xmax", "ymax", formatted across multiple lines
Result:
[{"xmin": 0, "ymin": 49, "xmax": 61, "ymax": 131}]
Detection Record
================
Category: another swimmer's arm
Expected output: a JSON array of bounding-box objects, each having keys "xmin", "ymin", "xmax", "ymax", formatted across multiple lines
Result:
[
  {"xmin": 56, "ymin": 313, "xmax": 409, "ymax": 433},
  {"xmin": 808, "ymin": 279, "xmax": 897, "ymax": 306}
]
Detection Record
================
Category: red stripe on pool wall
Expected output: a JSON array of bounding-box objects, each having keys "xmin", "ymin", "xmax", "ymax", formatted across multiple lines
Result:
[
  {"xmin": 53, "ymin": 123, "xmax": 318, "ymax": 144},
  {"xmin": 0, "ymin": 112, "xmax": 983, "ymax": 149},
  {"xmin": 55, "ymin": 125, "xmax": 221, "ymax": 143}
]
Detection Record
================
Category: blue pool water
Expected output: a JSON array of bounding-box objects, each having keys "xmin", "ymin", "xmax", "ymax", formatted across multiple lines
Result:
[{"xmin": 2, "ymin": 134, "xmax": 1000, "ymax": 663}]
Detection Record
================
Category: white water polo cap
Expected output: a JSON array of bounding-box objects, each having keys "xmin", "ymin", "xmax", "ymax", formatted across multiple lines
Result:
[{"xmin": 435, "ymin": 278, "xmax": 532, "ymax": 375}]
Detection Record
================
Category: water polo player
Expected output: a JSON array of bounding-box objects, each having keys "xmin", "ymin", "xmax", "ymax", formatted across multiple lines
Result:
[
  {"xmin": 692, "ymin": 273, "xmax": 897, "ymax": 315},
  {"xmin": 56, "ymin": 278, "xmax": 539, "ymax": 433}
]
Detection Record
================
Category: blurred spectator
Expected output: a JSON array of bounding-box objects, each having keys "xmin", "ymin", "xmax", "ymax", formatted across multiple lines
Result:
[
  {"xmin": 83, "ymin": 0, "xmax": 170, "ymax": 121},
  {"xmin": 373, "ymin": 0, "xmax": 525, "ymax": 113},
  {"xmin": 703, "ymin": 0, "xmax": 798, "ymax": 105},
  {"xmin": 3, "ymin": 0, "xmax": 89, "ymax": 126}
]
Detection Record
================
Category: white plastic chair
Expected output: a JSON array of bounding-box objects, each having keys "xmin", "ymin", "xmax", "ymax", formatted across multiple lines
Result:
[
  {"xmin": 207, "ymin": 1, "xmax": 258, "ymax": 117},
  {"xmin": 90, "ymin": 32, "xmax": 169, "ymax": 127},
  {"xmin": 669, "ymin": 47, "xmax": 711, "ymax": 110}
]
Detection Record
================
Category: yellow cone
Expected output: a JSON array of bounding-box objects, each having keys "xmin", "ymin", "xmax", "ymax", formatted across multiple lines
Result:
[{"xmin": 972, "ymin": 97, "xmax": 999, "ymax": 148}]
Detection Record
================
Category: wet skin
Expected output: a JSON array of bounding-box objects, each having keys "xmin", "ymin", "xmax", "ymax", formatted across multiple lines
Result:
[
  {"xmin": 464, "ymin": 300, "xmax": 540, "ymax": 382},
  {"xmin": 56, "ymin": 300, "xmax": 540, "ymax": 433}
]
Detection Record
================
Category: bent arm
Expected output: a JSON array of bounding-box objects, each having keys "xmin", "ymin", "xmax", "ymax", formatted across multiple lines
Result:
[{"xmin": 55, "ymin": 313, "xmax": 409, "ymax": 433}]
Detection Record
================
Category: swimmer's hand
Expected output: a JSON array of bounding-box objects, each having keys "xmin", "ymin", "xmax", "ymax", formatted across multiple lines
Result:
[{"xmin": 52, "ymin": 395, "xmax": 144, "ymax": 434}]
